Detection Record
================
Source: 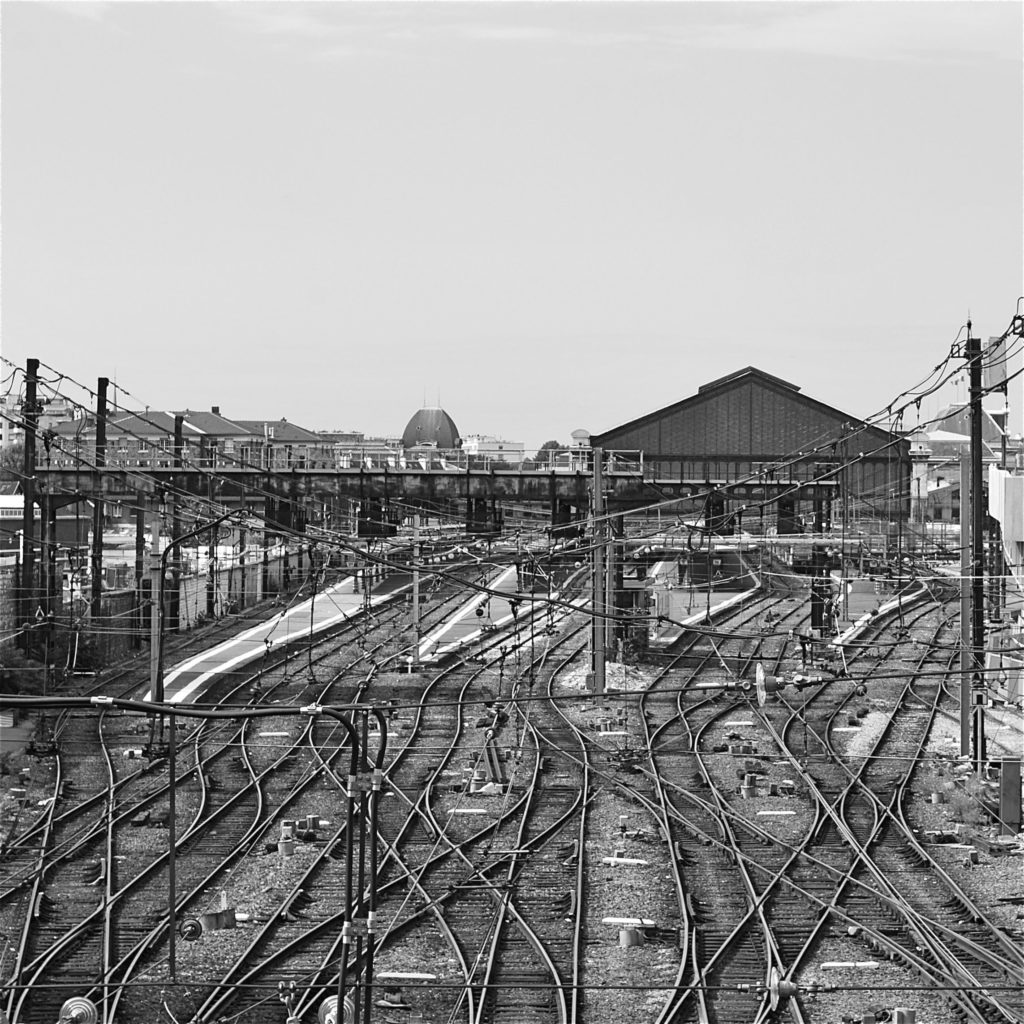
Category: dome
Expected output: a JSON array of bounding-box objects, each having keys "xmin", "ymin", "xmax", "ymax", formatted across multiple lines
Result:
[{"xmin": 401, "ymin": 407, "xmax": 461, "ymax": 449}]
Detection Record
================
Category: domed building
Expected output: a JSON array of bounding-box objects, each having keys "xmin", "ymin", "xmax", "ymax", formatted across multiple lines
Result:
[{"xmin": 401, "ymin": 407, "xmax": 461, "ymax": 450}]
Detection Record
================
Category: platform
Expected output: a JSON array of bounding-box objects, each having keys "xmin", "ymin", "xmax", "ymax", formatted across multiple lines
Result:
[
  {"xmin": 146, "ymin": 571, "xmax": 413, "ymax": 704},
  {"xmin": 648, "ymin": 556, "xmax": 760, "ymax": 647},
  {"xmin": 417, "ymin": 564, "xmax": 568, "ymax": 665},
  {"xmin": 649, "ymin": 579, "xmax": 759, "ymax": 647},
  {"xmin": 0, "ymin": 716, "xmax": 37, "ymax": 758}
]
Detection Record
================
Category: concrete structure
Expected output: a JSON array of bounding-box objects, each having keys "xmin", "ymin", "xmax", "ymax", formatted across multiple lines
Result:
[
  {"xmin": 906, "ymin": 427, "xmax": 1000, "ymax": 526},
  {"xmin": 230, "ymin": 417, "xmax": 329, "ymax": 470},
  {"xmin": 51, "ymin": 410, "xmax": 205, "ymax": 471},
  {"xmin": 0, "ymin": 394, "xmax": 83, "ymax": 450},
  {"xmin": 0, "ymin": 489, "xmax": 91, "ymax": 554},
  {"xmin": 48, "ymin": 409, "xmax": 339, "ymax": 475},
  {"xmin": 988, "ymin": 463, "xmax": 1024, "ymax": 703},
  {"xmin": 461, "ymin": 434, "xmax": 525, "ymax": 463},
  {"xmin": 174, "ymin": 408, "xmax": 258, "ymax": 468},
  {"xmin": 316, "ymin": 430, "xmax": 402, "ymax": 469}
]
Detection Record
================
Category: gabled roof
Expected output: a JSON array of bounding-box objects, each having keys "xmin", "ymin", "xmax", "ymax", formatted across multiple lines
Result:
[
  {"xmin": 110, "ymin": 412, "xmax": 203, "ymax": 437},
  {"xmin": 51, "ymin": 412, "xmax": 203, "ymax": 439},
  {"xmin": 53, "ymin": 417, "xmax": 96, "ymax": 437},
  {"xmin": 933, "ymin": 404, "xmax": 1004, "ymax": 445},
  {"xmin": 697, "ymin": 366, "xmax": 800, "ymax": 395},
  {"xmin": 174, "ymin": 411, "xmax": 255, "ymax": 437},
  {"xmin": 232, "ymin": 419, "xmax": 322, "ymax": 443},
  {"xmin": 591, "ymin": 366, "xmax": 897, "ymax": 455}
]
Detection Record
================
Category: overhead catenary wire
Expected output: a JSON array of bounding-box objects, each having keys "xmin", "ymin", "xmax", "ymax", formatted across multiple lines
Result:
[
  {"xmin": 2, "ymin": 309, "xmax": 1020, "ymax": 653},
  {"xmin": 3, "ymin": 314, "xmax": 1012, "ymax": 538}
]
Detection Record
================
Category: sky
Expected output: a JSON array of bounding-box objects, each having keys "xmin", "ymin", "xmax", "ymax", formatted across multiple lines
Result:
[{"xmin": 2, "ymin": 1, "xmax": 1021, "ymax": 453}]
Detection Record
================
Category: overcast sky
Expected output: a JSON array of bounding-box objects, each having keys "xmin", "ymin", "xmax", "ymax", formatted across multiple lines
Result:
[{"xmin": 2, "ymin": 1, "xmax": 1021, "ymax": 451}]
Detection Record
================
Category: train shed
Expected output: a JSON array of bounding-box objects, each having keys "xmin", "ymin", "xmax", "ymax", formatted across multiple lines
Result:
[{"xmin": 589, "ymin": 367, "xmax": 909, "ymax": 534}]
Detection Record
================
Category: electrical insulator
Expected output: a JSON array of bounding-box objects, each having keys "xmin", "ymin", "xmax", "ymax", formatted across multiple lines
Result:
[
  {"xmin": 754, "ymin": 663, "xmax": 786, "ymax": 706},
  {"xmin": 318, "ymin": 995, "xmax": 355, "ymax": 1024},
  {"xmin": 58, "ymin": 998, "xmax": 99, "ymax": 1024},
  {"xmin": 767, "ymin": 967, "xmax": 798, "ymax": 1011}
]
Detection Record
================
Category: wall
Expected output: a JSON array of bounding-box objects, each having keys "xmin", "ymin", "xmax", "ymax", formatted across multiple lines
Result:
[
  {"xmin": 0, "ymin": 546, "xmax": 324, "ymax": 668},
  {"xmin": 173, "ymin": 547, "xmax": 317, "ymax": 630},
  {"xmin": 0, "ymin": 564, "xmax": 17, "ymax": 650},
  {"xmin": 989, "ymin": 466, "xmax": 1024, "ymax": 623}
]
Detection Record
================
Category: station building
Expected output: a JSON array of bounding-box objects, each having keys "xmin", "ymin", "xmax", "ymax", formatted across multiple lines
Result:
[{"xmin": 589, "ymin": 366, "xmax": 909, "ymax": 535}]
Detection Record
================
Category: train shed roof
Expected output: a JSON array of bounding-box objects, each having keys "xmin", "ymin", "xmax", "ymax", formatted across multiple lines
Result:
[{"xmin": 590, "ymin": 366, "xmax": 900, "ymax": 458}]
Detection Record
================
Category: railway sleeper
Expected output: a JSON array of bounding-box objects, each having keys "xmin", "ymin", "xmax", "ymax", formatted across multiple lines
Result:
[
  {"xmin": 640, "ymin": 924, "xmax": 682, "ymax": 946},
  {"xmin": 82, "ymin": 858, "xmax": 105, "ymax": 885},
  {"xmin": 550, "ymin": 890, "xmax": 576, "ymax": 918},
  {"xmin": 673, "ymin": 841, "xmax": 695, "ymax": 866},
  {"xmin": 556, "ymin": 839, "xmax": 578, "ymax": 866},
  {"xmin": 280, "ymin": 887, "xmax": 315, "ymax": 922}
]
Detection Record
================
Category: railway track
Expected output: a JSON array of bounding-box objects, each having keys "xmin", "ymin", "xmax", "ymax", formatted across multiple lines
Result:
[{"xmin": 1, "ymin": 556, "xmax": 1019, "ymax": 1024}]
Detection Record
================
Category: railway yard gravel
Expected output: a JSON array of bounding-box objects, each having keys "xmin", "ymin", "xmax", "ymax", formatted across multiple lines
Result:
[{"xmin": 2, "ymin": 642, "xmax": 1021, "ymax": 1024}]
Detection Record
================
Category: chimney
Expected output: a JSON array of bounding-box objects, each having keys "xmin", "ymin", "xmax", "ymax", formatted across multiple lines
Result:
[{"xmin": 211, "ymin": 406, "xmax": 220, "ymax": 415}]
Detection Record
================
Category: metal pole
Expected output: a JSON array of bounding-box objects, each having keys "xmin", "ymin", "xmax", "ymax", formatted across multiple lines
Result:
[
  {"xmin": 338, "ymin": 732, "xmax": 359, "ymax": 1024},
  {"xmin": 842, "ymin": 438, "xmax": 849, "ymax": 618},
  {"xmin": 44, "ymin": 495, "xmax": 57, "ymax": 694},
  {"xmin": 134, "ymin": 495, "xmax": 145, "ymax": 649},
  {"xmin": 169, "ymin": 416, "xmax": 183, "ymax": 631},
  {"xmin": 20, "ymin": 359, "xmax": 39, "ymax": 646},
  {"xmin": 605, "ymin": 513, "xmax": 618, "ymax": 660},
  {"xmin": 168, "ymin": 708, "xmax": 177, "ymax": 979},
  {"xmin": 262, "ymin": 525, "xmax": 270, "ymax": 601},
  {"xmin": 960, "ymin": 448, "xmax": 972, "ymax": 757},
  {"xmin": 207, "ymin": 477, "xmax": 217, "ymax": 619},
  {"xmin": 706, "ymin": 538, "xmax": 712, "ymax": 621},
  {"xmin": 238, "ymin": 525, "xmax": 247, "ymax": 612},
  {"xmin": 149, "ymin": 504, "xmax": 164, "ymax": 743},
  {"xmin": 967, "ymin": 326, "xmax": 987, "ymax": 772},
  {"xmin": 363, "ymin": 714, "xmax": 384, "ymax": 1024},
  {"xmin": 412, "ymin": 514, "xmax": 420, "ymax": 668},
  {"xmin": 591, "ymin": 447, "xmax": 605, "ymax": 694},
  {"xmin": 90, "ymin": 378, "xmax": 109, "ymax": 620},
  {"xmin": 354, "ymin": 714, "xmax": 368, "ymax": 1023}
]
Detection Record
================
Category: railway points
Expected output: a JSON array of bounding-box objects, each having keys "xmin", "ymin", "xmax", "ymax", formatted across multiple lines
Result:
[
  {"xmin": 3, "ymin": 546, "xmax": 1022, "ymax": 1024},
  {"xmin": 2, "ymin": 347, "xmax": 1023, "ymax": 1024}
]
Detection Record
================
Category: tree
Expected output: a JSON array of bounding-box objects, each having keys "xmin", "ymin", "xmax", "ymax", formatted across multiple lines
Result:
[
  {"xmin": 0, "ymin": 442, "xmax": 24, "ymax": 482},
  {"xmin": 532, "ymin": 440, "xmax": 564, "ymax": 464}
]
